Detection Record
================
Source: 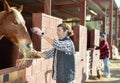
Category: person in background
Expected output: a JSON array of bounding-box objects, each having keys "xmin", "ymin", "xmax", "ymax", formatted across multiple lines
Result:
[
  {"xmin": 95, "ymin": 33, "xmax": 110, "ymax": 78},
  {"xmin": 31, "ymin": 23, "xmax": 75, "ymax": 83}
]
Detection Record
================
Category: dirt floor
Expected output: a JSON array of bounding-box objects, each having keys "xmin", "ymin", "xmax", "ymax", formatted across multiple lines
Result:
[{"xmin": 85, "ymin": 59, "xmax": 120, "ymax": 83}]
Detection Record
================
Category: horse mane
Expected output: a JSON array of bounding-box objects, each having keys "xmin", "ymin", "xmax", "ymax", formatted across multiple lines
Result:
[
  {"xmin": 0, "ymin": 7, "xmax": 25, "ymax": 26},
  {"xmin": 11, "ymin": 7, "xmax": 26, "ymax": 31}
]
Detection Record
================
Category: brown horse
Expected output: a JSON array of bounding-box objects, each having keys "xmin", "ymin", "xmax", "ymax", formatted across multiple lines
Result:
[{"xmin": 0, "ymin": 0, "xmax": 38, "ymax": 66}]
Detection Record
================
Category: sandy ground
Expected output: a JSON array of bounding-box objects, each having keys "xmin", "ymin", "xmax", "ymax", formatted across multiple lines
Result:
[{"xmin": 85, "ymin": 59, "xmax": 120, "ymax": 83}]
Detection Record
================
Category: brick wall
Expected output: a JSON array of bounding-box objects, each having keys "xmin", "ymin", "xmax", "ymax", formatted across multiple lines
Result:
[
  {"xmin": 87, "ymin": 29, "xmax": 103, "ymax": 76},
  {"xmin": 25, "ymin": 13, "xmax": 62, "ymax": 83},
  {"xmin": 32, "ymin": 13, "xmax": 62, "ymax": 51},
  {"xmin": 72, "ymin": 25, "xmax": 87, "ymax": 83}
]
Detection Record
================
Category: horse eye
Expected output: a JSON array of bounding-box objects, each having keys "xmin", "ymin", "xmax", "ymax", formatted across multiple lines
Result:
[{"xmin": 13, "ymin": 21, "xmax": 18, "ymax": 25}]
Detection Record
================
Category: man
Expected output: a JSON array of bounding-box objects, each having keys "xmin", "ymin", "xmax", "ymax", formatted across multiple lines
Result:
[
  {"xmin": 95, "ymin": 33, "xmax": 110, "ymax": 78},
  {"xmin": 32, "ymin": 23, "xmax": 75, "ymax": 83}
]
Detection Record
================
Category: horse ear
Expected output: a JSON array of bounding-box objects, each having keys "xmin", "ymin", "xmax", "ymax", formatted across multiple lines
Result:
[
  {"xmin": 18, "ymin": 5, "xmax": 23, "ymax": 13},
  {"xmin": 3, "ymin": 0, "xmax": 11, "ymax": 12},
  {"xmin": 0, "ymin": 34, "xmax": 4, "ymax": 40}
]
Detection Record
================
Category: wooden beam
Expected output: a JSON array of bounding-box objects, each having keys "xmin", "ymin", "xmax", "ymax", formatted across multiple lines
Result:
[
  {"xmin": 52, "ymin": 12, "xmax": 68, "ymax": 19},
  {"xmin": 8, "ymin": 1, "xmax": 79, "ymax": 12},
  {"xmin": 60, "ymin": 9, "xmax": 79, "ymax": 18},
  {"xmin": 87, "ymin": 0, "xmax": 107, "ymax": 16},
  {"xmin": 63, "ymin": 20, "xmax": 79, "ymax": 23},
  {"xmin": 35, "ymin": 0, "xmax": 43, "ymax": 3},
  {"xmin": 52, "ymin": 3, "xmax": 78, "ymax": 10},
  {"xmin": 10, "ymin": 0, "xmax": 78, "ymax": 10},
  {"xmin": 94, "ymin": 2, "xmax": 106, "ymax": 11},
  {"xmin": 92, "ymin": 0, "xmax": 109, "ymax": 2},
  {"xmin": 23, "ymin": 6, "xmax": 43, "ymax": 13},
  {"xmin": 93, "ymin": 0, "xmax": 117, "ymax": 11}
]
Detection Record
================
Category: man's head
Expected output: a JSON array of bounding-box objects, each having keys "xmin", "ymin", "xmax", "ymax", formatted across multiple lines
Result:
[
  {"xmin": 100, "ymin": 33, "xmax": 106, "ymax": 41},
  {"xmin": 57, "ymin": 23, "xmax": 73, "ymax": 39}
]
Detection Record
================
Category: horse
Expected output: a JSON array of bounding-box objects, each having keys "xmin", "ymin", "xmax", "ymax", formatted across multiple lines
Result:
[{"xmin": 0, "ymin": 0, "xmax": 38, "ymax": 67}]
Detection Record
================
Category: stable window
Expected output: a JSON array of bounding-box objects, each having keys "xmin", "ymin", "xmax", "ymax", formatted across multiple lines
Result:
[{"xmin": 0, "ymin": 37, "xmax": 17, "ymax": 69}]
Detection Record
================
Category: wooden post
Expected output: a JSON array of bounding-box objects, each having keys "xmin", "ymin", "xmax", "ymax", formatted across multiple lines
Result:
[
  {"xmin": 102, "ymin": 16, "xmax": 106, "ymax": 34},
  {"xmin": 79, "ymin": 0, "xmax": 86, "ymax": 26},
  {"xmin": 115, "ymin": 9, "xmax": 118, "ymax": 46},
  {"xmin": 108, "ymin": 0, "xmax": 113, "ymax": 58},
  {"xmin": 44, "ymin": 0, "xmax": 51, "ymax": 15},
  {"xmin": 118, "ymin": 16, "xmax": 120, "ymax": 38}
]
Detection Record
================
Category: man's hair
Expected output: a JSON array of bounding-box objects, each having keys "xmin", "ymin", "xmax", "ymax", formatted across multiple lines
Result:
[
  {"xmin": 100, "ymin": 33, "xmax": 107, "ymax": 38},
  {"xmin": 57, "ymin": 23, "xmax": 74, "ymax": 36}
]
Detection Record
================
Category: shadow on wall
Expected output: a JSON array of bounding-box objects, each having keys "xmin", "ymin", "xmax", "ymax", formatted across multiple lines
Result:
[
  {"xmin": 45, "ymin": 70, "xmax": 52, "ymax": 83},
  {"xmin": 81, "ymin": 67, "xmax": 86, "ymax": 83}
]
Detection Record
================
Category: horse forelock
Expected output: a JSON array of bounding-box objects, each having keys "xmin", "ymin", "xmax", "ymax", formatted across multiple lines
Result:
[
  {"xmin": 11, "ymin": 8, "xmax": 27, "ymax": 31},
  {"xmin": 0, "ymin": 8, "xmax": 25, "ymax": 25},
  {"xmin": 12, "ymin": 8, "xmax": 25, "ymax": 24}
]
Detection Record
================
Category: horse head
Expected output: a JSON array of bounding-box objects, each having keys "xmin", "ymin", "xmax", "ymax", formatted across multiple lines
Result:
[{"xmin": 0, "ymin": 0, "xmax": 37, "ymax": 58}]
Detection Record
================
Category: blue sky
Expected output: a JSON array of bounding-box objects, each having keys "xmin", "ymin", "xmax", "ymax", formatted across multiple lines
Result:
[{"xmin": 115, "ymin": 0, "xmax": 120, "ymax": 8}]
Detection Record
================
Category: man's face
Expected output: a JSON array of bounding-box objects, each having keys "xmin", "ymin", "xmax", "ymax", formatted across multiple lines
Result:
[
  {"xmin": 57, "ymin": 26, "xmax": 67, "ymax": 39},
  {"xmin": 100, "ymin": 37, "xmax": 104, "ymax": 41}
]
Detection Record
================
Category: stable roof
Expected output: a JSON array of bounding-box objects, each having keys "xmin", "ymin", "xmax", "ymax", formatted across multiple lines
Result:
[{"xmin": 1, "ymin": 0, "xmax": 119, "ymax": 20}]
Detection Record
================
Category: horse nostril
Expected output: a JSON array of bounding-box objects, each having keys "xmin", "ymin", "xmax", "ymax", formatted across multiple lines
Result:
[{"xmin": 27, "ymin": 43, "xmax": 32, "ymax": 48}]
